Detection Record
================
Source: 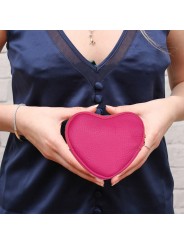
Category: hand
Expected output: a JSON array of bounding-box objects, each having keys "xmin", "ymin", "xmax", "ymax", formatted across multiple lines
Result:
[
  {"xmin": 106, "ymin": 97, "xmax": 176, "ymax": 186},
  {"xmin": 16, "ymin": 104, "xmax": 104, "ymax": 187}
]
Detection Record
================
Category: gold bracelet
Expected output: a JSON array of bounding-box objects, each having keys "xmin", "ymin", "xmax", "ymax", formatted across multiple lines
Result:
[{"xmin": 13, "ymin": 104, "xmax": 26, "ymax": 141}]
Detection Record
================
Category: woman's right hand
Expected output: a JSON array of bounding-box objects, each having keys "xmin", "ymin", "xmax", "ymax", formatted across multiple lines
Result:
[{"xmin": 16, "ymin": 105, "xmax": 104, "ymax": 187}]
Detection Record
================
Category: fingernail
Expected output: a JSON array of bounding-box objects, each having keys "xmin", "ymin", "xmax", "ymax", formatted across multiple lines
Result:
[
  {"xmin": 87, "ymin": 104, "xmax": 98, "ymax": 109},
  {"xmin": 97, "ymin": 181, "xmax": 104, "ymax": 187},
  {"xmin": 111, "ymin": 181, "xmax": 116, "ymax": 186},
  {"xmin": 95, "ymin": 178, "xmax": 104, "ymax": 187},
  {"xmin": 111, "ymin": 180, "xmax": 118, "ymax": 186},
  {"xmin": 111, "ymin": 175, "xmax": 120, "ymax": 186}
]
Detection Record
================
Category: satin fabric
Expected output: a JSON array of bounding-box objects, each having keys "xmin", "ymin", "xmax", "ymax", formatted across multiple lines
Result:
[{"xmin": 0, "ymin": 30, "xmax": 174, "ymax": 213}]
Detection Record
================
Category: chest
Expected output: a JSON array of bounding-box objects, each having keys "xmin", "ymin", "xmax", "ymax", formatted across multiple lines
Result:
[
  {"xmin": 8, "ymin": 30, "xmax": 170, "ymax": 81},
  {"xmin": 63, "ymin": 30, "xmax": 123, "ymax": 65},
  {"xmin": 8, "ymin": 30, "xmax": 170, "ymax": 108}
]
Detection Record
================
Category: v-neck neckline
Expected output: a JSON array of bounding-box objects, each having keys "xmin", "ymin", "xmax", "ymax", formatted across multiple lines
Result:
[
  {"xmin": 59, "ymin": 30, "xmax": 127, "ymax": 72},
  {"xmin": 47, "ymin": 30, "xmax": 137, "ymax": 86}
]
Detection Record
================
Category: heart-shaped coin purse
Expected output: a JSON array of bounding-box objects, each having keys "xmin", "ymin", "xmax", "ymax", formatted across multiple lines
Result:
[{"xmin": 65, "ymin": 111, "xmax": 145, "ymax": 180}]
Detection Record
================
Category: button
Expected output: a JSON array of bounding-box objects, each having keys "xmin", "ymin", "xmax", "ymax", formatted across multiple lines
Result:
[
  {"xmin": 96, "ymin": 108, "xmax": 103, "ymax": 115},
  {"xmin": 93, "ymin": 207, "xmax": 102, "ymax": 214},
  {"xmin": 94, "ymin": 94, "xmax": 102, "ymax": 103},
  {"xmin": 94, "ymin": 82, "xmax": 103, "ymax": 90},
  {"xmin": 95, "ymin": 191, "xmax": 102, "ymax": 198}
]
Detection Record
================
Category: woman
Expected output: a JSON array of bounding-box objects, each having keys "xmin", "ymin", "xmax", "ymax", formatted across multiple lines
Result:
[{"xmin": 0, "ymin": 30, "xmax": 183, "ymax": 214}]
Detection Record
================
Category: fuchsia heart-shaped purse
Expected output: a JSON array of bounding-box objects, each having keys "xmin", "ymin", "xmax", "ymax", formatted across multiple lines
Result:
[{"xmin": 65, "ymin": 111, "xmax": 145, "ymax": 180}]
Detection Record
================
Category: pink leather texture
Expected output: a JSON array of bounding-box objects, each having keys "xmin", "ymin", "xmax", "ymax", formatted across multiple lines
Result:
[{"xmin": 65, "ymin": 111, "xmax": 145, "ymax": 180}]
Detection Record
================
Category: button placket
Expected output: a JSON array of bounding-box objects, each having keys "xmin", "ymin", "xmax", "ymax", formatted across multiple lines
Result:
[
  {"xmin": 92, "ymin": 80, "xmax": 104, "ymax": 212},
  {"xmin": 93, "ymin": 81, "xmax": 104, "ymax": 114},
  {"xmin": 94, "ymin": 82, "xmax": 104, "ymax": 90},
  {"xmin": 93, "ymin": 206, "xmax": 102, "ymax": 214},
  {"xmin": 95, "ymin": 190, "xmax": 102, "ymax": 199},
  {"xmin": 94, "ymin": 94, "xmax": 102, "ymax": 103},
  {"xmin": 93, "ymin": 188, "xmax": 103, "ymax": 214},
  {"xmin": 96, "ymin": 108, "xmax": 103, "ymax": 115}
]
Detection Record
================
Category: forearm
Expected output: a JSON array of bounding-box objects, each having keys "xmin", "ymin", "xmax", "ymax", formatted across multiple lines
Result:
[
  {"xmin": 0, "ymin": 104, "xmax": 16, "ymax": 133},
  {"xmin": 167, "ymin": 81, "xmax": 184, "ymax": 122}
]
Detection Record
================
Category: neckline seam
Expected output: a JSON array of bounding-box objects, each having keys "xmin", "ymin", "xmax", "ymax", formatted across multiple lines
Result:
[
  {"xmin": 96, "ymin": 30, "xmax": 128, "ymax": 71},
  {"xmin": 47, "ymin": 30, "xmax": 137, "ymax": 85},
  {"xmin": 58, "ymin": 30, "xmax": 127, "ymax": 72}
]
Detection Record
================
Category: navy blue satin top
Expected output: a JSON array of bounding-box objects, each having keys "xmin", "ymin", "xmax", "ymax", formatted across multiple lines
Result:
[{"xmin": 0, "ymin": 30, "xmax": 174, "ymax": 213}]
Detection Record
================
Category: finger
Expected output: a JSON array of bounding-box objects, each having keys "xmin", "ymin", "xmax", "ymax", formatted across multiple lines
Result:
[
  {"xmin": 144, "ymin": 137, "xmax": 154, "ymax": 151},
  {"xmin": 35, "ymin": 130, "xmax": 104, "ymax": 186},
  {"xmin": 48, "ymin": 121, "xmax": 97, "ymax": 178},
  {"xmin": 111, "ymin": 146, "xmax": 150, "ymax": 186},
  {"xmin": 62, "ymin": 104, "xmax": 98, "ymax": 119},
  {"xmin": 112, "ymin": 154, "xmax": 150, "ymax": 186},
  {"xmin": 58, "ymin": 136, "xmax": 95, "ymax": 175},
  {"xmin": 112, "ymin": 131, "xmax": 156, "ymax": 185},
  {"xmin": 53, "ymin": 151, "xmax": 104, "ymax": 187},
  {"xmin": 106, "ymin": 104, "xmax": 142, "ymax": 115}
]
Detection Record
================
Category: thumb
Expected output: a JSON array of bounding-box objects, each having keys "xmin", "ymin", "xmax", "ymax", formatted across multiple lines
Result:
[
  {"xmin": 62, "ymin": 104, "xmax": 98, "ymax": 119},
  {"xmin": 106, "ymin": 104, "xmax": 142, "ymax": 115}
]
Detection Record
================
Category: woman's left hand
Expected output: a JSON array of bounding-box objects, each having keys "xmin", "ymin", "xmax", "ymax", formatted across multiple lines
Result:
[{"xmin": 106, "ymin": 97, "xmax": 176, "ymax": 186}]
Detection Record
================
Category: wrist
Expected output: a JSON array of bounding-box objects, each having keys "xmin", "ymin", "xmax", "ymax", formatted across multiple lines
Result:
[
  {"xmin": 14, "ymin": 104, "xmax": 27, "ymax": 138},
  {"xmin": 165, "ymin": 96, "xmax": 184, "ymax": 122}
]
